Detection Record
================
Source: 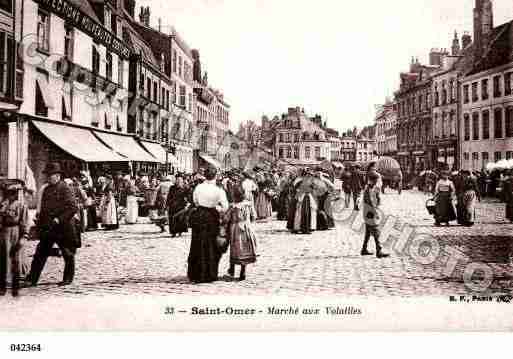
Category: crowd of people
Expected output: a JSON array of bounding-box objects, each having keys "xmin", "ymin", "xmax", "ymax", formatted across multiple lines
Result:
[{"xmin": 2, "ymin": 158, "xmax": 513, "ymax": 297}]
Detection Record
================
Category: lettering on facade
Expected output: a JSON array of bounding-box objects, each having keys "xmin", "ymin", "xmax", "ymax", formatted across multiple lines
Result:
[{"xmin": 34, "ymin": 0, "xmax": 131, "ymax": 59}]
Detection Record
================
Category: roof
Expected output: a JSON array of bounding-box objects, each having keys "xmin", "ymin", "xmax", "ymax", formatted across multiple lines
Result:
[
  {"xmin": 70, "ymin": 0, "xmax": 100, "ymax": 23},
  {"xmin": 122, "ymin": 18, "xmax": 160, "ymax": 68},
  {"xmin": 129, "ymin": 15, "xmax": 172, "ymax": 64},
  {"xmin": 468, "ymin": 20, "xmax": 513, "ymax": 76}
]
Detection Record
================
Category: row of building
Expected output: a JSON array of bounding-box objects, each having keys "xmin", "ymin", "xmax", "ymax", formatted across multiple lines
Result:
[
  {"xmin": 237, "ymin": 107, "xmax": 378, "ymax": 168},
  {"xmin": 0, "ymin": 0, "xmax": 238, "ymax": 191},
  {"xmin": 376, "ymin": 0, "xmax": 513, "ymax": 175}
]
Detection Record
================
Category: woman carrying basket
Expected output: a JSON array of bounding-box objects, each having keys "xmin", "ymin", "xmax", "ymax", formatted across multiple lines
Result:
[{"xmin": 433, "ymin": 170, "xmax": 457, "ymax": 226}]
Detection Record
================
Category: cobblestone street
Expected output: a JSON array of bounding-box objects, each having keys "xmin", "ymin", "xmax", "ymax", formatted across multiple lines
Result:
[{"xmin": 0, "ymin": 190, "xmax": 508, "ymax": 302}]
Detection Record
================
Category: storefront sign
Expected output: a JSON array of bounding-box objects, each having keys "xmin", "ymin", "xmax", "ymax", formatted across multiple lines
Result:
[{"xmin": 34, "ymin": 0, "xmax": 131, "ymax": 58}]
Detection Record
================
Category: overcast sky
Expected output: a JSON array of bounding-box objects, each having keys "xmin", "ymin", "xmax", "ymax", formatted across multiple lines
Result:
[{"xmin": 138, "ymin": 0, "xmax": 513, "ymax": 132}]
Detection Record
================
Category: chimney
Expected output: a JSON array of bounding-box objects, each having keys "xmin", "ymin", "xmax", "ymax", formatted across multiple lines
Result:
[
  {"xmin": 192, "ymin": 49, "xmax": 202, "ymax": 83},
  {"xmin": 451, "ymin": 31, "xmax": 461, "ymax": 55},
  {"xmin": 474, "ymin": 0, "xmax": 494, "ymax": 59},
  {"xmin": 123, "ymin": 0, "xmax": 135, "ymax": 18},
  {"xmin": 462, "ymin": 31, "xmax": 472, "ymax": 49},
  {"xmin": 139, "ymin": 6, "xmax": 150, "ymax": 27},
  {"xmin": 429, "ymin": 48, "xmax": 443, "ymax": 66},
  {"xmin": 158, "ymin": 18, "xmax": 162, "ymax": 32}
]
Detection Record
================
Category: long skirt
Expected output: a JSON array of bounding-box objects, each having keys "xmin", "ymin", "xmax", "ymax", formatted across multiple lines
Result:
[
  {"xmin": 286, "ymin": 198, "xmax": 297, "ymax": 230},
  {"xmin": 126, "ymin": 195, "xmax": 139, "ymax": 225},
  {"xmin": 86, "ymin": 205, "xmax": 98, "ymax": 230},
  {"xmin": 277, "ymin": 191, "xmax": 290, "ymax": 221},
  {"xmin": 168, "ymin": 205, "xmax": 189, "ymax": 235},
  {"xmin": 255, "ymin": 192, "xmax": 272, "ymax": 220},
  {"xmin": 317, "ymin": 193, "xmax": 335, "ymax": 230},
  {"xmin": 462, "ymin": 190, "xmax": 477, "ymax": 225},
  {"xmin": 293, "ymin": 193, "xmax": 317, "ymax": 233},
  {"xmin": 101, "ymin": 195, "xmax": 119, "ymax": 230},
  {"xmin": 187, "ymin": 207, "xmax": 222, "ymax": 283},
  {"xmin": 435, "ymin": 192, "xmax": 456, "ymax": 224},
  {"xmin": 228, "ymin": 222, "xmax": 257, "ymax": 265},
  {"xmin": 456, "ymin": 196, "xmax": 465, "ymax": 225}
]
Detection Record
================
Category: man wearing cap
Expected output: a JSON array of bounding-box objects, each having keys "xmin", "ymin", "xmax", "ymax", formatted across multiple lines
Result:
[{"xmin": 27, "ymin": 162, "xmax": 79, "ymax": 287}]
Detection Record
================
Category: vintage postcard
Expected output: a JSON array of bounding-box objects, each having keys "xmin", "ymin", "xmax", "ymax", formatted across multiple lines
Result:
[{"xmin": 0, "ymin": 0, "xmax": 512, "ymax": 338}]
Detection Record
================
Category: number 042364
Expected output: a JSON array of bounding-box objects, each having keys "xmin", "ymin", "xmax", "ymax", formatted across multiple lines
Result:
[{"xmin": 10, "ymin": 344, "xmax": 42, "ymax": 352}]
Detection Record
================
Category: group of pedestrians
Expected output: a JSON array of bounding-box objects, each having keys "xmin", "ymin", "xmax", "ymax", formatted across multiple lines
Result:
[
  {"xmin": 11, "ymin": 158, "xmax": 513, "ymax": 297},
  {"xmin": 429, "ymin": 169, "xmax": 512, "ymax": 227}
]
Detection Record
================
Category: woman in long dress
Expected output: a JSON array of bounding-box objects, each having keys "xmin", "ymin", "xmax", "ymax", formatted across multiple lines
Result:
[
  {"xmin": 125, "ymin": 176, "xmax": 139, "ymax": 225},
  {"xmin": 277, "ymin": 175, "xmax": 292, "ymax": 221},
  {"xmin": 166, "ymin": 175, "xmax": 190, "ymax": 237},
  {"xmin": 101, "ymin": 176, "xmax": 119, "ymax": 231},
  {"xmin": 255, "ymin": 173, "xmax": 273, "ymax": 220},
  {"xmin": 434, "ymin": 171, "xmax": 457, "ymax": 226},
  {"xmin": 461, "ymin": 173, "xmax": 480, "ymax": 227},
  {"xmin": 82, "ymin": 176, "xmax": 98, "ymax": 231},
  {"xmin": 291, "ymin": 173, "xmax": 318, "ymax": 234},
  {"xmin": 225, "ymin": 186, "xmax": 257, "ymax": 281},
  {"xmin": 187, "ymin": 167, "xmax": 229, "ymax": 283}
]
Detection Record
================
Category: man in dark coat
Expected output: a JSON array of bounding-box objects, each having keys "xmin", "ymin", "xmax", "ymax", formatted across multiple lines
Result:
[
  {"xmin": 27, "ymin": 162, "xmax": 80, "ymax": 286},
  {"xmin": 349, "ymin": 165, "xmax": 364, "ymax": 211}
]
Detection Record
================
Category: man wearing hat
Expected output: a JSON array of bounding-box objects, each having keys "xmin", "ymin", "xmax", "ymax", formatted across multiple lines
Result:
[{"xmin": 27, "ymin": 162, "xmax": 79, "ymax": 287}]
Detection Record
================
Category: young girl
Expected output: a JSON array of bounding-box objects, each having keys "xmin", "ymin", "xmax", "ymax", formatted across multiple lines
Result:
[
  {"xmin": 224, "ymin": 186, "xmax": 258, "ymax": 281},
  {"xmin": 0, "ymin": 180, "xmax": 27, "ymax": 297}
]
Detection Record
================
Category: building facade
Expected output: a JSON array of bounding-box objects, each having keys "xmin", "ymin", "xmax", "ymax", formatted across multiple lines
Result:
[
  {"xmin": 375, "ymin": 100, "xmax": 398, "ymax": 157},
  {"xmin": 460, "ymin": 0, "xmax": 513, "ymax": 171},
  {"xmin": 0, "ymin": 0, "xmax": 23, "ymax": 179},
  {"xmin": 192, "ymin": 49, "xmax": 231, "ymax": 171},
  {"xmin": 130, "ymin": 5, "xmax": 195, "ymax": 173},
  {"xmin": 430, "ymin": 37, "xmax": 465, "ymax": 171},
  {"xmin": 273, "ymin": 107, "xmax": 331, "ymax": 167},
  {"xmin": 395, "ymin": 58, "xmax": 438, "ymax": 176},
  {"xmin": 18, "ymin": 0, "xmax": 138, "ymax": 190},
  {"xmin": 339, "ymin": 133, "xmax": 356, "ymax": 162}
]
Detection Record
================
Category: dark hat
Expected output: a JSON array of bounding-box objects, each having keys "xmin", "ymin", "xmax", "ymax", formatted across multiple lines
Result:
[
  {"xmin": 0, "ymin": 179, "xmax": 25, "ymax": 192},
  {"xmin": 43, "ymin": 162, "xmax": 64, "ymax": 176}
]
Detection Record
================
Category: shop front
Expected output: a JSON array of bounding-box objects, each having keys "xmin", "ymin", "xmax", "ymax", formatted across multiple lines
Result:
[
  {"xmin": 93, "ymin": 130, "xmax": 159, "ymax": 176},
  {"xmin": 430, "ymin": 139, "xmax": 458, "ymax": 171},
  {"xmin": 139, "ymin": 140, "xmax": 179, "ymax": 175},
  {"xmin": 29, "ymin": 120, "xmax": 129, "ymax": 191}
]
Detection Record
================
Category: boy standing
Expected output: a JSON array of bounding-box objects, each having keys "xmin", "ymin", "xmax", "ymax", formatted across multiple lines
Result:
[{"xmin": 361, "ymin": 171, "xmax": 389, "ymax": 259}]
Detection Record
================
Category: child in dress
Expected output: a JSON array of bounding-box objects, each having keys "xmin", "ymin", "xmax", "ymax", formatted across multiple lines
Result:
[
  {"xmin": 224, "ymin": 186, "xmax": 257, "ymax": 281},
  {"xmin": 0, "ymin": 180, "xmax": 27, "ymax": 297}
]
